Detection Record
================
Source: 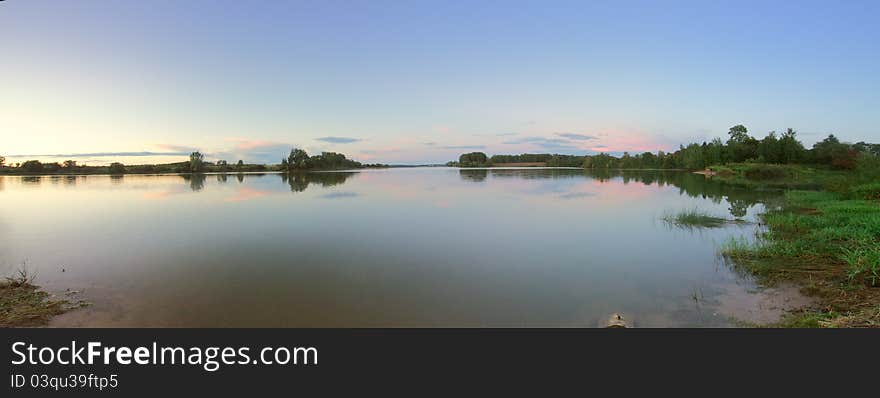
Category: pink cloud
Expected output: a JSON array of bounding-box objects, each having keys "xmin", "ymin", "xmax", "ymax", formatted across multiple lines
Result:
[
  {"xmin": 225, "ymin": 187, "xmax": 272, "ymax": 202},
  {"xmin": 225, "ymin": 138, "xmax": 287, "ymax": 151}
]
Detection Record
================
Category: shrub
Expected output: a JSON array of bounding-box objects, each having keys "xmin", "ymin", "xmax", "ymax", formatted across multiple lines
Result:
[
  {"xmin": 108, "ymin": 162, "xmax": 125, "ymax": 174},
  {"xmin": 742, "ymin": 164, "xmax": 789, "ymax": 180},
  {"xmin": 851, "ymin": 183, "xmax": 880, "ymax": 200}
]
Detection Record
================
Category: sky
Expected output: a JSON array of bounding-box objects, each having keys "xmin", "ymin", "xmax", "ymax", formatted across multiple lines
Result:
[{"xmin": 1, "ymin": 0, "xmax": 879, "ymax": 165}]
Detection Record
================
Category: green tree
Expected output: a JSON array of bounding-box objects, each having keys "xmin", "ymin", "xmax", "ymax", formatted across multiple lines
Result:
[
  {"xmin": 812, "ymin": 134, "xmax": 845, "ymax": 165},
  {"xmin": 236, "ymin": 160, "xmax": 244, "ymax": 172},
  {"xmin": 63, "ymin": 160, "xmax": 77, "ymax": 168},
  {"xmin": 189, "ymin": 152, "xmax": 205, "ymax": 172},
  {"xmin": 288, "ymin": 148, "xmax": 309, "ymax": 170},
  {"xmin": 705, "ymin": 138, "xmax": 723, "ymax": 166},
  {"xmin": 726, "ymin": 124, "xmax": 758, "ymax": 162},
  {"xmin": 779, "ymin": 128, "xmax": 805, "ymax": 164},
  {"xmin": 681, "ymin": 143, "xmax": 706, "ymax": 170},
  {"xmin": 757, "ymin": 131, "xmax": 781, "ymax": 163},
  {"xmin": 0, "ymin": 155, "xmax": 5, "ymax": 167},
  {"xmin": 458, "ymin": 152, "xmax": 488, "ymax": 167},
  {"xmin": 109, "ymin": 162, "xmax": 125, "ymax": 174}
]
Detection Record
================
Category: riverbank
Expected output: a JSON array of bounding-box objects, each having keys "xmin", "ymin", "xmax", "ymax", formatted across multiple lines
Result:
[
  {"xmin": 0, "ymin": 270, "xmax": 84, "ymax": 327},
  {"xmin": 709, "ymin": 162, "xmax": 880, "ymax": 327}
]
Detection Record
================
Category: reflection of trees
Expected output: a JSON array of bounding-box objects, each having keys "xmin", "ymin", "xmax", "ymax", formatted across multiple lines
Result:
[
  {"xmin": 236, "ymin": 174, "xmax": 244, "ymax": 183},
  {"xmin": 283, "ymin": 172, "xmax": 356, "ymax": 193},
  {"xmin": 180, "ymin": 174, "xmax": 206, "ymax": 191},
  {"xmin": 459, "ymin": 169, "xmax": 488, "ymax": 182},
  {"xmin": 616, "ymin": 170, "xmax": 783, "ymax": 219},
  {"xmin": 21, "ymin": 176, "xmax": 41, "ymax": 185},
  {"xmin": 109, "ymin": 175, "xmax": 123, "ymax": 184},
  {"xmin": 216, "ymin": 174, "xmax": 228, "ymax": 183},
  {"xmin": 460, "ymin": 168, "xmax": 783, "ymax": 219}
]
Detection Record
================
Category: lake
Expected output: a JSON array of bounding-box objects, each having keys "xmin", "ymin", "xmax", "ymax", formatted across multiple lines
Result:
[{"xmin": 0, "ymin": 168, "xmax": 794, "ymax": 327}]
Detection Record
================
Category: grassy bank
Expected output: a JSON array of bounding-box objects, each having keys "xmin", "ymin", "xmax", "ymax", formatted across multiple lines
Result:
[
  {"xmin": 707, "ymin": 163, "xmax": 847, "ymax": 189},
  {"xmin": 721, "ymin": 189, "xmax": 880, "ymax": 327},
  {"xmin": 0, "ymin": 269, "xmax": 82, "ymax": 327}
]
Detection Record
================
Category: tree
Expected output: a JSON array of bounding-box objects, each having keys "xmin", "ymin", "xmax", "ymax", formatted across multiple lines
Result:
[
  {"xmin": 288, "ymin": 148, "xmax": 309, "ymax": 170},
  {"xmin": 728, "ymin": 124, "xmax": 749, "ymax": 143},
  {"xmin": 681, "ymin": 143, "xmax": 706, "ymax": 170},
  {"xmin": 21, "ymin": 160, "xmax": 44, "ymax": 173},
  {"xmin": 63, "ymin": 160, "xmax": 77, "ymax": 168},
  {"xmin": 0, "ymin": 156, "xmax": 5, "ymax": 167},
  {"xmin": 726, "ymin": 124, "xmax": 758, "ymax": 162},
  {"xmin": 757, "ymin": 131, "xmax": 781, "ymax": 163},
  {"xmin": 236, "ymin": 160, "xmax": 244, "ymax": 172},
  {"xmin": 458, "ymin": 152, "xmax": 488, "ymax": 167},
  {"xmin": 779, "ymin": 128, "xmax": 805, "ymax": 164},
  {"xmin": 109, "ymin": 162, "xmax": 125, "ymax": 174},
  {"xmin": 812, "ymin": 134, "xmax": 845, "ymax": 165},
  {"xmin": 189, "ymin": 151, "xmax": 204, "ymax": 173},
  {"xmin": 705, "ymin": 138, "xmax": 723, "ymax": 166}
]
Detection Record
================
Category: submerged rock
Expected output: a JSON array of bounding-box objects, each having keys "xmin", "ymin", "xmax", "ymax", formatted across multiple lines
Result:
[{"xmin": 605, "ymin": 313, "xmax": 629, "ymax": 328}]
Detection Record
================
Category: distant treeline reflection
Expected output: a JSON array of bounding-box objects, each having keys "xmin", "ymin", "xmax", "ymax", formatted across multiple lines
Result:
[
  {"xmin": 459, "ymin": 168, "xmax": 783, "ymax": 218},
  {"xmin": 177, "ymin": 172, "xmax": 357, "ymax": 192}
]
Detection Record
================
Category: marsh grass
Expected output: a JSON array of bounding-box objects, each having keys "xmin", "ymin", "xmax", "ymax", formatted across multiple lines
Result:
[
  {"xmin": 662, "ymin": 208, "xmax": 730, "ymax": 229},
  {"xmin": 0, "ymin": 265, "xmax": 81, "ymax": 327}
]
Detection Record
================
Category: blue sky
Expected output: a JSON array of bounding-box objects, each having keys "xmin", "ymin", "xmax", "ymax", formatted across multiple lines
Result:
[{"xmin": 2, "ymin": 0, "xmax": 878, "ymax": 164}]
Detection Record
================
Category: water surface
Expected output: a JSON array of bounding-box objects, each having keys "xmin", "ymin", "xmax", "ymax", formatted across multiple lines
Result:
[{"xmin": 0, "ymin": 168, "xmax": 785, "ymax": 327}]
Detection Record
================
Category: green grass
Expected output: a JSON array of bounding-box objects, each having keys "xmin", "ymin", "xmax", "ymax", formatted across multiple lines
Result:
[
  {"xmin": 850, "ymin": 182, "xmax": 880, "ymax": 200},
  {"xmin": 728, "ymin": 191, "xmax": 880, "ymax": 285},
  {"xmin": 662, "ymin": 208, "xmax": 729, "ymax": 228},
  {"xmin": 720, "ymin": 188, "xmax": 880, "ymax": 327}
]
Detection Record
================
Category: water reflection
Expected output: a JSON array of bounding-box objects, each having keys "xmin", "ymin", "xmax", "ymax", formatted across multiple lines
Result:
[
  {"xmin": 458, "ymin": 168, "xmax": 781, "ymax": 219},
  {"xmin": 281, "ymin": 172, "xmax": 356, "ymax": 193},
  {"xmin": 180, "ymin": 174, "xmax": 206, "ymax": 191},
  {"xmin": 2, "ymin": 168, "xmax": 789, "ymax": 327}
]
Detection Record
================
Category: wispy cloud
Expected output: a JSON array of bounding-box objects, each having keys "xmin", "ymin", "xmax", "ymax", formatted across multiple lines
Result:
[
  {"xmin": 316, "ymin": 136, "xmax": 362, "ymax": 144},
  {"xmin": 555, "ymin": 133, "xmax": 597, "ymax": 141},
  {"xmin": 9, "ymin": 151, "xmax": 191, "ymax": 157},
  {"xmin": 501, "ymin": 136, "xmax": 576, "ymax": 150},
  {"xmin": 155, "ymin": 144, "xmax": 199, "ymax": 153},
  {"xmin": 442, "ymin": 145, "xmax": 486, "ymax": 150},
  {"xmin": 472, "ymin": 132, "xmax": 517, "ymax": 137}
]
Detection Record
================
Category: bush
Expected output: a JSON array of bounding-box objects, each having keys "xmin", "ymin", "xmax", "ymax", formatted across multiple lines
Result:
[
  {"xmin": 851, "ymin": 183, "xmax": 880, "ymax": 200},
  {"xmin": 742, "ymin": 164, "xmax": 789, "ymax": 180},
  {"xmin": 108, "ymin": 162, "xmax": 125, "ymax": 174},
  {"xmin": 20, "ymin": 160, "xmax": 44, "ymax": 173}
]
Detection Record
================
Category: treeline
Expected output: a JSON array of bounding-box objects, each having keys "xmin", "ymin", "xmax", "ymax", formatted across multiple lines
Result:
[
  {"xmin": 0, "ymin": 153, "xmax": 267, "ymax": 175},
  {"xmin": 450, "ymin": 152, "xmax": 585, "ymax": 167},
  {"xmin": 451, "ymin": 125, "xmax": 879, "ymax": 170},
  {"xmin": 281, "ymin": 148, "xmax": 364, "ymax": 171},
  {"xmin": 0, "ymin": 149, "xmax": 380, "ymax": 175}
]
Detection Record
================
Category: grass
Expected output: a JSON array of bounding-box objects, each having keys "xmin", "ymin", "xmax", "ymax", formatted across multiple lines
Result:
[
  {"xmin": 0, "ymin": 266, "xmax": 82, "ymax": 327},
  {"xmin": 720, "ymin": 189, "xmax": 880, "ymax": 327},
  {"xmin": 662, "ymin": 208, "xmax": 730, "ymax": 228}
]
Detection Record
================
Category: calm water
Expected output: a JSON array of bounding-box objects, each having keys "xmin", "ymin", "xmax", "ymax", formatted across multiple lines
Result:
[{"xmin": 0, "ymin": 168, "xmax": 784, "ymax": 327}]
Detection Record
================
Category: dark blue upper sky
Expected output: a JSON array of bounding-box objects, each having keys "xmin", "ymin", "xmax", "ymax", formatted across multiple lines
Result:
[{"xmin": 2, "ymin": 0, "xmax": 878, "ymax": 163}]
